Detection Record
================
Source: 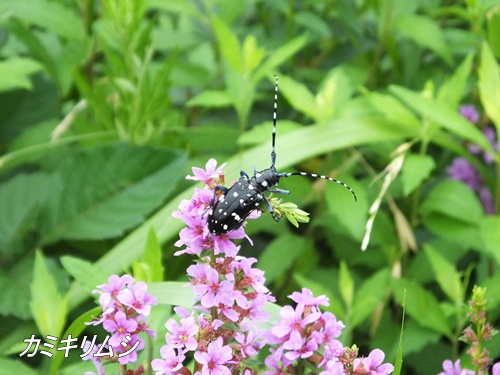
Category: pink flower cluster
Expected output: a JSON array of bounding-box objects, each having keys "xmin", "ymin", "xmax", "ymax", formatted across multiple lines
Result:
[
  {"xmin": 84, "ymin": 275, "xmax": 157, "ymax": 372},
  {"xmin": 151, "ymin": 159, "xmax": 395, "ymax": 375},
  {"xmin": 438, "ymin": 359, "xmax": 500, "ymax": 375},
  {"xmin": 265, "ymin": 289, "xmax": 393, "ymax": 375},
  {"xmin": 447, "ymin": 104, "xmax": 497, "ymax": 214}
]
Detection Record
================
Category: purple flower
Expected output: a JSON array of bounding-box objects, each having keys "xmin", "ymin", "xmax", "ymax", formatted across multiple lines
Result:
[
  {"xmin": 438, "ymin": 359, "xmax": 474, "ymax": 375},
  {"xmin": 151, "ymin": 345, "xmax": 186, "ymax": 375},
  {"xmin": 194, "ymin": 337, "xmax": 233, "ymax": 375},
  {"xmin": 492, "ymin": 362, "xmax": 500, "ymax": 375},
  {"xmin": 289, "ymin": 288, "xmax": 329, "ymax": 310},
  {"xmin": 446, "ymin": 157, "xmax": 483, "ymax": 191},
  {"xmin": 319, "ymin": 360, "xmax": 344, "ymax": 375},
  {"xmin": 234, "ymin": 332, "xmax": 258, "ymax": 358},
  {"xmin": 263, "ymin": 351, "xmax": 292, "ymax": 375},
  {"xmin": 282, "ymin": 331, "xmax": 318, "ymax": 361},
  {"xmin": 117, "ymin": 281, "xmax": 157, "ymax": 316},
  {"xmin": 165, "ymin": 316, "xmax": 199, "ymax": 351},
  {"xmin": 103, "ymin": 310, "xmax": 138, "ymax": 347},
  {"xmin": 186, "ymin": 158, "xmax": 227, "ymax": 185},
  {"xmin": 353, "ymin": 349, "xmax": 394, "ymax": 375},
  {"xmin": 460, "ymin": 104, "xmax": 479, "ymax": 124},
  {"xmin": 271, "ymin": 304, "xmax": 320, "ymax": 339},
  {"xmin": 94, "ymin": 274, "xmax": 134, "ymax": 310}
]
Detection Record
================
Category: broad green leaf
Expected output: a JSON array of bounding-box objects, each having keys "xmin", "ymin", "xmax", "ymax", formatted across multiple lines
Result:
[
  {"xmin": 140, "ymin": 227, "xmax": 164, "ymax": 283},
  {"xmin": 480, "ymin": 216, "xmax": 500, "ymax": 265},
  {"xmin": 60, "ymin": 256, "xmax": 109, "ymax": 294},
  {"xmin": 316, "ymin": 68, "xmax": 353, "ymax": 121},
  {"xmin": 295, "ymin": 11, "xmax": 332, "ymax": 36},
  {"xmin": 486, "ymin": 5, "xmax": 500, "ymax": 59},
  {"xmin": 30, "ymin": 251, "xmax": 67, "ymax": 338},
  {"xmin": 186, "ymin": 90, "xmax": 233, "ymax": 108},
  {"xmin": 421, "ymin": 180, "xmax": 483, "ymax": 224},
  {"xmin": 325, "ymin": 176, "xmax": 366, "ymax": 240},
  {"xmin": 0, "ymin": 58, "xmax": 42, "ymax": 92},
  {"xmin": 424, "ymin": 245, "xmax": 462, "ymax": 304},
  {"xmin": 351, "ymin": 269, "xmax": 390, "ymax": 327},
  {"xmin": 253, "ymin": 34, "xmax": 309, "ymax": 82},
  {"xmin": 0, "ymin": 173, "xmax": 46, "ymax": 255},
  {"xmin": 277, "ymin": 75, "xmax": 317, "ymax": 120},
  {"xmin": 259, "ymin": 234, "xmax": 310, "ymax": 284},
  {"xmin": 39, "ymin": 145, "xmax": 186, "ymax": 244},
  {"xmin": 437, "ymin": 54, "xmax": 473, "ymax": 108},
  {"xmin": 478, "ymin": 42, "xmax": 500, "ymax": 132},
  {"xmin": 390, "ymin": 85, "xmax": 493, "ymax": 153},
  {"xmin": 395, "ymin": 14, "xmax": 453, "ymax": 65},
  {"xmin": 0, "ymin": 359, "xmax": 38, "ymax": 375},
  {"xmin": 0, "ymin": 0, "xmax": 85, "ymax": 42},
  {"xmin": 0, "ymin": 258, "xmax": 32, "ymax": 319},
  {"xmin": 237, "ymin": 120, "xmax": 302, "ymax": 147},
  {"xmin": 391, "ymin": 277, "xmax": 452, "ymax": 337},
  {"xmin": 242, "ymin": 35, "xmax": 265, "ymax": 73},
  {"xmin": 148, "ymin": 281, "xmax": 195, "ymax": 308},
  {"xmin": 339, "ymin": 261, "xmax": 354, "ymax": 308},
  {"xmin": 400, "ymin": 154, "xmax": 435, "ymax": 196},
  {"xmin": 365, "ymin": 92, "xmax": 421, "ymax": 130},
  {"xmin": 212, "ymin": 16, "xmax": 243, "ymax": 72}
]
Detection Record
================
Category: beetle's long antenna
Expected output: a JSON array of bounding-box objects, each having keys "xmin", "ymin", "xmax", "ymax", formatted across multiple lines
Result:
[
  {"xmin": 271, "ymin": 75, "xmax": 278, "ymax": 167},
  {"xmin": 280, "ymin": 172, "xmax": 357, "ymax": 201}
]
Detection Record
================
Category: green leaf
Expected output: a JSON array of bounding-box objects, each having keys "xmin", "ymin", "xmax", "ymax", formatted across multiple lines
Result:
[
  {"xmin": 339, "ymin": 261, "xmax": 354, "ymax": 308},
  {"xmin": 0, "ymin": 58, "xmax": 42, "ymax": 92},
  {"xmin": 242, "ymin": 35, "xmax": 265, "ymax": 73},
  {"xmin": 421, "ymin": 181, "xmax": 484, "ymax": 248},
  {"xmin": 186, "ymin": 90, "xmax": 233, "ymax": 108},
  {"xmin": 0, "ymin": 173, "xmax": 46, "ymax": 255},
  {"xmin": 316, "ymin": 68, "xmax": 353, "ymax": 121},
  {"xmin": 478, "ymin": 42, "xmax": 500, "ymax": 132},
  {"xmin": 0, "ymin": 359, "xmax": 38, "ymax": 375},
  {"xmin": 390, "ymin": 85, "xmax": 493, "ymax": 153},
  {"xmin": 437, "ymin": 54, "xmax": 473, "ymax": 108},
  {"xmin": 400, "ymin": 154, "xmax": 435, "ymax": 196},
  {"xmin": 0, "ymin": 258, "xmax": 32, "ymax": 319},
  {"xmin": 148, "ymin": 281, "xmax": 195, "ymax": 308},
  {"xmin": 212, "ymin": 15, "xmax": 243, "ymax": 72},
  {"xmin": 140, "ymin": 227, "xmax": 164, "ymax": 283},
  {"xmin": 295, "ymin": 11, "xmax": 332, "ymax": 36},
  {"xmin": 391, "ymin": 277, "xmax": 452, "ymax": 337},
  {"xmin": 1, "ymin": 0, "xmax": 86, "ymax": 42},
  {"xmin": 394, "ymin": 14, "xmax": 453, "ymax": 65},
  {"xmin": 253, "ymin": 34, "xmax": 309, "ymax": 82},
  {"xmin": 39, "ymin": 145, "xmax": 186, "ymax": 244},
  {"xmin": 60, "ymin": 256, "xmax": 109, "ymax": 294},
  {"xmin": 259, "ymin": 234, "xmax": 310, "ymax": 284},
  {"xmin": 277, "ymin": 75, "xmax": 317, "ymax": 120},
  {"xmin": 421, "ymin": 180, "xmax": 483, "ymax": 224},
  {"xmin": 30, "ymin": 251, "xmax": 67, "ymax": 338},
  {"xmin": 351, "ymin": 269, "xmax": 390, "ymax": 327},
  {"xmin": 486, "ymin": 5, "xmax": 500, "ymax": 59},
  {"xmin": 480, "ymin": 216, "xmax": 500, "ymax": 264},
  {"xmin": 424, "ymin": 245, "xmax": 462, "ymax": 304}
]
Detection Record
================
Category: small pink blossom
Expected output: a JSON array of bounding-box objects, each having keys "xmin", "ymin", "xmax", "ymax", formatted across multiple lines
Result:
[
  {"xmin": 194, "ymin": 337, "xmax": 233, "ymax": 375},
  {"xmin": 438, "ymin": 359, "xmax": 474, "ymax": 375},
  {"xmin": 186, "ymin": 158, "xmax": 227, "ymax": 185},
  {"xmin": 353, "ymin": 349, "xmax": 394, "ymax": 375}
]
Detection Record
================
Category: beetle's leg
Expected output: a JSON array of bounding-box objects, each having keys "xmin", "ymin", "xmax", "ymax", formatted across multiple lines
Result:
[
  {"xmin": 267, "ymin": 188, "xmax": 290, "ymax": 195},
  {"xmin": 262, "ymin": 196, "xmax": 281, "ymax": 222},
  {"xmin": 203, "ymin": 185, "xmax": 229, "ymax": 217}
]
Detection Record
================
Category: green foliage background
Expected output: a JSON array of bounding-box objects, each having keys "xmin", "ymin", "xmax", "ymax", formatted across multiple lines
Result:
[{"xmin": 1, "ymin": 0, "xmax": 500, "ymax": 374}]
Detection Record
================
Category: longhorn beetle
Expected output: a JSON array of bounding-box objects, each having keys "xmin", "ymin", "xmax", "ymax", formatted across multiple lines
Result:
[{"xmin": 206, "ymin": 75, "xmax": 357, "ymax": 236}]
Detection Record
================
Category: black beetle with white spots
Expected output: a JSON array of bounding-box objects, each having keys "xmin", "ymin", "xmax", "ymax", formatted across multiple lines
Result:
[{"xmin": 206, "ymin": 75, "xmax": 357, "ymax": 236}]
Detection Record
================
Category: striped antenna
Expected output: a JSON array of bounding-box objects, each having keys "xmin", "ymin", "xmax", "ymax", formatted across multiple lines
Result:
[
  {"xmin": 271, "ymin": 75, "xmax": 278, "ymax": 167},
  {"xmin": 279, "ymin": 172, "xmax": 357, "ymax": 201}
]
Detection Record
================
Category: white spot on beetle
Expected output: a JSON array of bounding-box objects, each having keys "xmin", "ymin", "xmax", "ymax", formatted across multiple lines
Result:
[
  {"xmin": 223, "ymin": 224, "xmax": 228, "ymax": 230},
  {"xmin": 233, "ymin": 192, "xmax": 238, "ymax": 197}
]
